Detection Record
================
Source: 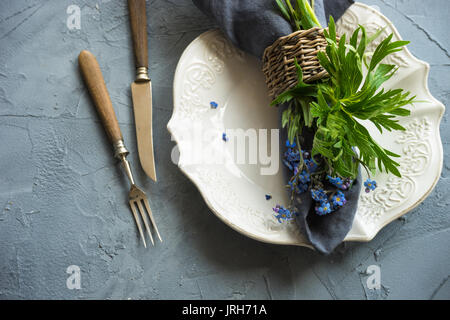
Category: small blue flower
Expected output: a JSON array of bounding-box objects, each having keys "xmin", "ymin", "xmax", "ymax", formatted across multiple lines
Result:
[
  {"xmin": 311, "ymin": 188, "xmax": 327, "ymax": 202},
  {"xmin": 286, "ymin": 139, "xmax": 296, "ymax": 148},
  {"xmin": 273, "ymin": 205, "xmax": 295, "ymax": 223},
  {"xmin": 332, "ymin": 190, "xmax": 347, "ymax": 207},
  {"xmin": 327, "ymin": 175, "xmax": 343, "ymax": 187},
  {"xmin": 265, "ymin": 194, "xmax": 272, "ymax": 200},
  {"xmin": 210, "ymin": 101, "xmax": 218, "ymax": 109},
  {"xmin": 289, "ymin": 181, "xmax": 308, "ymax": 194},
  {"xmin": 316, "ymin": 201, "xmax": 333, "ymax": 216},
  {"xmin": 304, "ymin": 159, "xmax": 317, "ymax": 172},
  {"xmin": 341, "ymin": 178, "xmax": 352, "ymax": 190},
  {"xmin": 284, "ymin": 148, "xmax": 300, "ymax": 163},
  {"xmin": 222, "ymin": 132, "xmax": 228, "ymax": 142},
  {"xmin": 364, "ymin": 178, "xmax": 377, "ymax": 193},
  {"xmin": 327, "ymin": 175, "xmax": 350, "ymax": 190},
  {"xmin": 298, "ymin": 170, "xmax": 310, "ymax": 184},
  {"xmin": 283, "ymin": 148, "xmax": 301, "ymax": 171}
]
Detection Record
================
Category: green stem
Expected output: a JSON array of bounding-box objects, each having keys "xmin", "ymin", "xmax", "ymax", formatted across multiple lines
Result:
[
  {"xmin": 302, "ymin": 0, "xmax": 321, "ymax": 28},
  {"xmin": 286, "ymin": 0, "xmax": 301, "ymax": 30}
]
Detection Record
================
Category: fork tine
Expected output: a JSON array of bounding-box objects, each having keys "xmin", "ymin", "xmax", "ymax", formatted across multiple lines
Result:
[
  {"xmin": 136, "ymin": 200, "xmax": 154, "ymax": 246},
  {"xmin": 129, "ymin": 201, "xmax": 147, "ymax": 248},
  {"xmin": 143, "ymin": 198, "xmax": 162, "ymax": 242}
]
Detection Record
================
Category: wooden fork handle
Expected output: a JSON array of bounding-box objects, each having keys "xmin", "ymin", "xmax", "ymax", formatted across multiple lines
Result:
[
  {"xmin": 78, "ymin": 50, "xmax": 128, "ymax": 158},
  {"xmin": 128, "ymin": 0, "xmax": 148, "ymax": 70}
]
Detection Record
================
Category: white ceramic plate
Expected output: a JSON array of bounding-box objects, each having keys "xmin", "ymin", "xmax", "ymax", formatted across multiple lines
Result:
[{"xmin": 167, "ymin": 2, "xmax": 445, "ymax": 247}]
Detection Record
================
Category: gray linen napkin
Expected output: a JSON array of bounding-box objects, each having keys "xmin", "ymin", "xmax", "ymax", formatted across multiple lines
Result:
[{"xmin": 193, "ymin": 0, "xmax": 359, "ymax": 254}]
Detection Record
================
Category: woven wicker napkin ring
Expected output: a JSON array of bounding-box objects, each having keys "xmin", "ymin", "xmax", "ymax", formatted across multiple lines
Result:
[{"xmin": 262, "ymin": 27, "xmax": 334, "ymax": 100}]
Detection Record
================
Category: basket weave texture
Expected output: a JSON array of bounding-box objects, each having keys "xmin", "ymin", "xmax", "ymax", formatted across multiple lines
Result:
[{"xmin": 262, "ymin": 27, "xmax": 331, "ymax": 100}]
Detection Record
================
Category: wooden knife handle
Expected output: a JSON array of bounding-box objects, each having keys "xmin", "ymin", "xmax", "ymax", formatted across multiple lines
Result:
[
  {"xmin": 78, "ymin": 50, "xmax": 124, "ymax": 147},
  {"xmin": 128, "ymin": 0, "xmax": 148, "ymax": 69}
]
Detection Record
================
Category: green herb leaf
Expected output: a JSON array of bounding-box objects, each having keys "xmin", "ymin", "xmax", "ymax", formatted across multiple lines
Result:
[{"xmin": 273, "ymin": 14, "xmax": 417, "ymax": 179}]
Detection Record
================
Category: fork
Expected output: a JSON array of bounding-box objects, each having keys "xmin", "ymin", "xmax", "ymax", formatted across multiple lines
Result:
[{"xmin": 78, "ymin": 50, "xmax": 162, "ymax": 248}]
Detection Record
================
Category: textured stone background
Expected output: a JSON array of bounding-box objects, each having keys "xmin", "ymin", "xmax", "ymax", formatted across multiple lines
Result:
[{"xmin": 0, "ymin": 0, "xmax": 449, "ymax": 300}]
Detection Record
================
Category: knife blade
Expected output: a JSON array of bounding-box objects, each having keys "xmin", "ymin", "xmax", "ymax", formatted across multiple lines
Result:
[{"xmin": 128, "ymin": 0, "xmax": 157, "ymax": 181}]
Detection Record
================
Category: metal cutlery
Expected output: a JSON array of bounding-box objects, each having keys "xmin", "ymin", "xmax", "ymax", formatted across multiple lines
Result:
[
  {"xmin": 78, "ymin": 50, "xmax": 161, "ymax": 247},
  {"xmin": 128, "ymin": 0, "xmax": 157, "ymax": 182}
]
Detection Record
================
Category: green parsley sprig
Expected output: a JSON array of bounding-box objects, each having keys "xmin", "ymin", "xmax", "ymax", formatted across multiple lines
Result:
[{"xmin": 272, "ymin": 11, "xmax": 416, "ymax": 179}]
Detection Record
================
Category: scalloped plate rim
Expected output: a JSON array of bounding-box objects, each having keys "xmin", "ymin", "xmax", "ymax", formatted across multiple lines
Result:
[{"xmin": 167, "ymin": 2, "xmax": 445, "ymax": 247}]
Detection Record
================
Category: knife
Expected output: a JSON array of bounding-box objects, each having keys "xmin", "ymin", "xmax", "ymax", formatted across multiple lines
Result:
[{"xmin": 128, "ymin": 0, "xmax": 157, "ymax": 181}]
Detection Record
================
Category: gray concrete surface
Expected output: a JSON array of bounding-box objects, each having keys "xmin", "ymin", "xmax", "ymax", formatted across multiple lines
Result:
[{"xmin": 0, "ymin": 0, "xmax": 449, "ymax": 300}]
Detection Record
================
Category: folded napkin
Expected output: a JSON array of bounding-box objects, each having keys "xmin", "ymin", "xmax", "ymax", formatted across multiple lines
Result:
[
  {"xmin": 193, "ymin": 0, "xmax": 354, "ymax": 57},
  {"xmin": 193, "ymin": 0, "xmax": 359, "ymax": 254}
]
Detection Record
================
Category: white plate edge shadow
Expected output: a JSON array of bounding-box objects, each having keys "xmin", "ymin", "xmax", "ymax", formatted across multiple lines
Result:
[{"xmin": 167, "ymin": 2, "xmax": 445, "ymax": 247}]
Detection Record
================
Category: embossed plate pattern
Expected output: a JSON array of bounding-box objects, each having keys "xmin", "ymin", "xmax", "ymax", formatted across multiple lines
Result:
[{"xmin": 167, "ymin": 3, "xmax": 445, "ymax": 247}]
